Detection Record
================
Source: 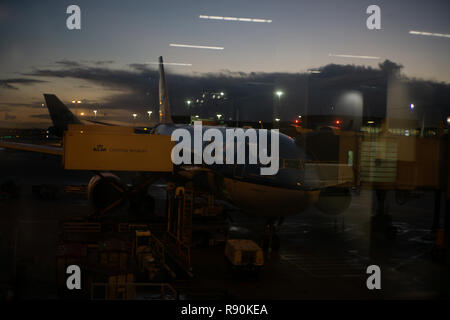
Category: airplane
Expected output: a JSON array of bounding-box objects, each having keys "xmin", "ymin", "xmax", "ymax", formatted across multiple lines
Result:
[
  {"xmin": 44, "ymin": 93, "xmax": 123, "ymax": 138},
  {"xmin": 150, "ymin": 57, "xmax": 350, "ymax": 219},
  {"xmin": 44, "ymin": 94, "xmax": 82, "ymax": 137},
  {"xmin": 0, "ymin": 57, "xmax": 351, "ymax": 230}
]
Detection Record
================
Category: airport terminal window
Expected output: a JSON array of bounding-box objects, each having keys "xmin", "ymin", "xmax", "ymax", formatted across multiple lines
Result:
[{"xmin": 0, "ymin": 0, "xmax": 449, "ymax": 304}]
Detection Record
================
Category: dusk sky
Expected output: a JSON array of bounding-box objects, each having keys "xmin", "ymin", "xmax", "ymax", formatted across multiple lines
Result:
[{"xmin": 0, "ymin": 0, "xmax": 449, "ymax": 127}]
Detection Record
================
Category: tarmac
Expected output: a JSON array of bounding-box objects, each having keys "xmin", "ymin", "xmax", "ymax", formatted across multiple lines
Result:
[{"xmin": 0, "ymin": 148, "xmax": 449, "ymax": 299}]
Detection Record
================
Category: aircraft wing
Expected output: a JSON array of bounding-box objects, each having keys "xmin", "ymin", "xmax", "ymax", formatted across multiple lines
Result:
[
  {"xmin": 85, "ymin": 119, "xmax": 119, "ymax": 126},
  {"xmin": 0, "ymin": 141, "xmax": 63, "ymax": 156}
]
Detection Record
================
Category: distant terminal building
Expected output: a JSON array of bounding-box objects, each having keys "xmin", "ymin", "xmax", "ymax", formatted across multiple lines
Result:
[{"xmin": 0, "ymin": 128, "xmax": 48, "ymax": 141}]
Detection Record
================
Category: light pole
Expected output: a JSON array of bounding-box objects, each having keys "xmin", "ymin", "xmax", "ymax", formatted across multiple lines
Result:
[
  {"xmin": 274, "ymin": 90, "xmax": 283, "ymax": 124},
  {"xmin": 409, "ymin": 102, "xmax": 425, "ymax": 136},
  {"xmin": 275, "ymin": 90, "xmax": 283, "ymax": 102},
  {"xmin": 93, "ymin": 110, "xmax": 97, "ymax": 119}
]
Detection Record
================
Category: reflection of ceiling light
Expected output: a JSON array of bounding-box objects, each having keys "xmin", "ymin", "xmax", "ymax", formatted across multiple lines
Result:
[
  {"xmin": 329, "ymin": 53, "xmax": 380, "ymax": 59},
  {"xmin": 169, "ymin": 43, "xmax": 224, "ymax": 50},
  {"xmin": 409, "ymin": 30, "xmax": 450, "ymax": 38},
  {"xmin": 199, "ymin": 15, "xmax": 272, "ymax": 23},
  {"xmin": 447, "ymin": 116, "xmax": 450, "ymax": 125}
]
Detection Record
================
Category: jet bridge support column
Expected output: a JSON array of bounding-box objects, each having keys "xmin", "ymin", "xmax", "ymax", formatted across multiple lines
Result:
[
  {"xmin": 166, "ymin": 182, "xmax": 193, "ymax": 246},
  {"xmin": 165, "ymin": 182, "xmax": 193, "ymax": 273},
  {"xmin": 431, "ymin": 133, "xmax": 450, "ymax": 264},
  {"xmin": 371, "ymin": 189, "xmax": 397, "ymax": 239},
  {"xmin": 444, "ymin": 134, "xmax": 450, "ymax": 263}
]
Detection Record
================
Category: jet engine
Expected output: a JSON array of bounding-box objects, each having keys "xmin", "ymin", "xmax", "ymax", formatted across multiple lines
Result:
[
  {"xmin": 87, "ymin": 173, "xmax": 126, "ymax": 213},
  {"xmin": 314, "ymin": 187, "xmax": 352, "ymax": 215},
  {"xmin": 47, "ymin": 126, "xmax": 64, "ymax": 137}
]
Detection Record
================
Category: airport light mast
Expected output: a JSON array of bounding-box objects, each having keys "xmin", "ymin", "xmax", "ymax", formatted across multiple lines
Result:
[{"xmin": 274, "ymin": 90, "xmax": 284, "ymax": 125}]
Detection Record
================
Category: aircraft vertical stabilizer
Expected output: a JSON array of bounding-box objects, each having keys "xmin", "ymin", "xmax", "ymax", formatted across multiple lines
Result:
[{"xmin": 158, "ymin": 56, "xmax": 173, "ymax": 124}]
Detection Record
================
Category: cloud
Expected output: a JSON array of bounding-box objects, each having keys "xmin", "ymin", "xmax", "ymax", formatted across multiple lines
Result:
[
  {"xmin": 55, "ymin": 60, "xmax": 82, "ymax": 68},
  {"xmin": 0, "ymin": 78, "xmax": 47, "ymax": 90},
  {"xmin": 1, "ymin": 82, "xmax": 17, "ymax": 90},
  {"xmin": 58, "ymin": 60, "xmax": 115, "ymax": 67},
  {"xmin": 20, "ymin": 60, "xmax": 450, "ymax": 122},
  {"xmin": 24, "ymin": 66, "xmax": 148, "ymax": 91},
  {"xmin": 92, "ymin": 60, "xmax": 115, "ymax": 65}
]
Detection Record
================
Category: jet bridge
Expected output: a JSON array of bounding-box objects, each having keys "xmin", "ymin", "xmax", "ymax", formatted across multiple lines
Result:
[{"xmin": 62, "ymin": 124, "xmax": 174, "ymax": 172}]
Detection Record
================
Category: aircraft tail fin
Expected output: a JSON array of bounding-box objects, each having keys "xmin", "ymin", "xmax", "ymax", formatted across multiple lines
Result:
[
  {"xmin": 43, "ymin": 94, "xmax": 82, "ymax": 129},
  {"xmin": 158, "ymin": 56, "xmax": 173, "ymax": 124}
]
